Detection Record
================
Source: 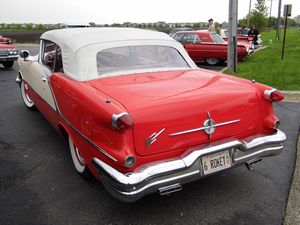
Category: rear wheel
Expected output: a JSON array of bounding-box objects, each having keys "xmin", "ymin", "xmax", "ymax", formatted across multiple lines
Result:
[
  {"xmin": 205, "ymin": 58, "xmax": 220, "ymax": 66},
  {"xmin": 20, "ymin": 79, "xmax": 36, "ymax": 110},
  {"xmin": 68, "ymin": 135, "xmax": 93, "ymax": 180},
  {"xmin": 3, "ymin": 61, "xmax": 14, "ymax": 68}
]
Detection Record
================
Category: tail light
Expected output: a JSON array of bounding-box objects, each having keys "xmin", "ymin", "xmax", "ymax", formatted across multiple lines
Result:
[
  {"xmin": 112, "ymin": 113, "xmax": 133, "ymax": 130},
  {"xmin": 264, "ymin": 89, "xmax": 284, "ymax": 102}
]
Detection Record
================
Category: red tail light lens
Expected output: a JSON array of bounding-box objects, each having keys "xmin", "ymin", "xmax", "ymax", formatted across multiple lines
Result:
[
  {"xmin": 112, "ymin": 113, "xmax": 133, "ymax": 130},
  {"xmin": 264, "ymin": 89, "xmax": 284, "ymax": 102}
]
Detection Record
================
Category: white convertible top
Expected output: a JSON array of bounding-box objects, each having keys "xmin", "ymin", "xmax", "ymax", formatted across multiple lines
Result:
[{"xmin": 40, "ymin": 28, "xmax": 197, "ymax": 81}]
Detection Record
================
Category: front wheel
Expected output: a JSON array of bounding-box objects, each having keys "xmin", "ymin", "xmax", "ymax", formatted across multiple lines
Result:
[
  {"xmin": 3, "ymin": 61, "xmax": 14, "ymax": 68},
  {"xmin": 205, "ymin": 58, "xmax": 220, "ymax": 66},
  {"xmin": 68, "ymin": 135, "xmax": 93, "ymax": 180},
  {"xmin": 20, "ymin": 79, "xmax": 36, "ymax": 110}
]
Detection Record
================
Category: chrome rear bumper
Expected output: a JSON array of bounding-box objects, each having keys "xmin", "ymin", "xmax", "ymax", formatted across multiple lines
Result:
[{"xmin": 92, "ymin": 129, "xmax": 286, "ymax": 202}]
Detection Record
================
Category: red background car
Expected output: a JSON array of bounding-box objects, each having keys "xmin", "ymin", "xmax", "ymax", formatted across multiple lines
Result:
[
  {"xmin": 0, "ymin": 43, "xmax": 18, "ymax": 68},
  {"xmin": 173, "ymin": 30, "xmax": 251, "ymax": 65},
  {"xmin": 0, "ymin": 36, "xmax": 12, "ymax": 44}
]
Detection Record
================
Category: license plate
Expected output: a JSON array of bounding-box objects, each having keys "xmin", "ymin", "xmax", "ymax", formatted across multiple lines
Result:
[{"xmin": 202, "ymin": 150, "xmax": 232, "ymax": 175}]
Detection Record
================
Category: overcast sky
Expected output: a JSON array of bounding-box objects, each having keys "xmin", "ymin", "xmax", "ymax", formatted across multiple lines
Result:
[{"xmin": 0, "ymin": 0, "xmax": 299, "ymax": 24}]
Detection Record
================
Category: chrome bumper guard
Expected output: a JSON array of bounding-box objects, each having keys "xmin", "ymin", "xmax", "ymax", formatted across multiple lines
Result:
[{"xmin": 92, "ymin": 129, "xmax": 286, "ymax": 202}]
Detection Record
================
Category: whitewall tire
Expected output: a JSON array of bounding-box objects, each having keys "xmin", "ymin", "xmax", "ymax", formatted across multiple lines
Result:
[
  {"xmin": 20, "ymin": 79, "xmax": 36, "ymax": 110},
  {"xmin": 205, "ymin": 58, "xmax": 220, "ymax": 66},
  {"xmin": 68, "ymin": 135, "xmax": 92, "ymax": 180}
]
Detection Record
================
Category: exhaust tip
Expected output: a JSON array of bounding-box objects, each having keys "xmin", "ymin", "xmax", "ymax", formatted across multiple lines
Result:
[{"xmin": 159, "ymin": 183, "xmax": 182, "ymax": 196}]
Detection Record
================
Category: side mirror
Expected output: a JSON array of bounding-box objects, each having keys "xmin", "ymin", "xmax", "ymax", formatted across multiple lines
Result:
[{"xmin": 20, "ymin": 50, "xmax": 29, "ymax": 59}]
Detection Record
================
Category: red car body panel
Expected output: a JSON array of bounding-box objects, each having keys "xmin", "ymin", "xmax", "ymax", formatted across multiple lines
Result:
[{"xmin": 223, "ymin": 36, "xmax": 253, "ymax": 43}]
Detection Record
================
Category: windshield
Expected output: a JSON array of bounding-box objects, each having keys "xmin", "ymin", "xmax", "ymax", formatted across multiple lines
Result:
[
  {"xmin": 97, "ymin": 45, "xmax": 189, "ymax": 75},
  {"xmin": 211, "ymin": 33, "xmax": 225, "ymax": 44}
]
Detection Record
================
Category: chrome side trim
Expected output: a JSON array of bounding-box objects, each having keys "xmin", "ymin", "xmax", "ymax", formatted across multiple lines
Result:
[
  {"xmin": 93, "ymin": 129, "xmax": 286, "ymax": 202},
  {"xmin": 60, "ymin": 113, "xmax": 118, "ymax": 162},
  {"xmin": 169, "ymin": 119, "xmax": 240, "ymax": 136}
]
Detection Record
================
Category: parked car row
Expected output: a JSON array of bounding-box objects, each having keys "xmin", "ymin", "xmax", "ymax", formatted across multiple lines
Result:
[{"xmin": 16, "ymin": 28, "xmax": 285, "ymax": 202}]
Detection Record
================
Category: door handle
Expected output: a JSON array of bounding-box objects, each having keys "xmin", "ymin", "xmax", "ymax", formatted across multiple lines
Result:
[{"xmin": 41, "ymin": 77, "xmax": 47, "ymax": 82}]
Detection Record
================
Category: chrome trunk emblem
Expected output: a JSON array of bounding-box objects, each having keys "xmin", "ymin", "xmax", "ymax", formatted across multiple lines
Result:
[
  {"xmin": 169, "ymin": 112, "xmax": 240, "ymax": 139},
  {"xmin": 146, "ymin": 128, "xmax": 165, "ymax": 148},
  {"xmin": 203, "ymin": 112, "xmax": 216, "ymax": 139}
]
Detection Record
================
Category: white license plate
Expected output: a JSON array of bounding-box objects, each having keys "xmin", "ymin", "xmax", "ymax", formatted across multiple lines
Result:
[{"xmin": 202, "ymin": 150, "xmax": 232, "ymax": 175}]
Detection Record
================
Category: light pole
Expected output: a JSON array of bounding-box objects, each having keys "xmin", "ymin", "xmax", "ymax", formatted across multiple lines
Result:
[
  {"xmin": 276, "ymin": 0, "xmax": 282, "ymax": 40},
  {"xmin": 228, "ymin": 0, "xmax": 238, "ymax": 73},
  {"xmin": 268, "ymin": 0, "xmax": 274, "ymax": 29},
  {"xmin": 248, "ymin": 0, "xmax": 252, "ymax": 27}
]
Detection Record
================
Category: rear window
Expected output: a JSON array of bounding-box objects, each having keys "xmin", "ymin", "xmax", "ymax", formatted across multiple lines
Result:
[
  {"xmin": 211, "ymin": 33, "xmax": 225, "ymax": 44},
  {"xmin": 97, "ymin": 45, "xmax": 189, "ymax": 75}
]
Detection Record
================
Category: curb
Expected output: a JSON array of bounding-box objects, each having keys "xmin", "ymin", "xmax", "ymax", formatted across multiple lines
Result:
[
  {"xmin": 282, "ymin": 91, "xmax": 300, "ymax": 103},
  {"xmin": 284, "ymin": 134, "xmax": 300, "ymax": 225}
]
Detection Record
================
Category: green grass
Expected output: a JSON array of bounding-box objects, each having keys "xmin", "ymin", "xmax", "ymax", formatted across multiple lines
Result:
[{"xmin": 225, "ymin": 28, "xmax": 300, "ymax": 90}]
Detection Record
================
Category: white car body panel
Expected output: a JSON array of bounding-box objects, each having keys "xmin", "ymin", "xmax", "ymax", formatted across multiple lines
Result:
[{"xmin": 18, "ymin": 56, "xmax": 56, "ymax": 110}]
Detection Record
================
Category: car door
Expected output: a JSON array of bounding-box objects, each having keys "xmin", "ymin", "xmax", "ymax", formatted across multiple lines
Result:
[
  {"xmin": 21, "ymin": 40, "xmax": 60, "ymax": 111},
  {"xmin": 181, "ymin": 33, "xmax": 202, "ymax": 62}
]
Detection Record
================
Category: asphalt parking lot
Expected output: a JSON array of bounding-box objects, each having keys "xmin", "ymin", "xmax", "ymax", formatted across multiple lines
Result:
[{"xmin": 0, "ymin": 46, "xmax": 299, "ymax": 225}]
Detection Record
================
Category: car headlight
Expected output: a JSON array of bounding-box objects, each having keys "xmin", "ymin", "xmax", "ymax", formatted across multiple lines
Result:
[{"xmin": 8, "ymin": 49, "xmax": 18, "ymax": 55}]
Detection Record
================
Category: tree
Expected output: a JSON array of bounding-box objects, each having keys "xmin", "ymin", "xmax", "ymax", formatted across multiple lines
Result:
[
  {"xmin": 15, "ymin": 23, "xmax": 22, "ymax": 30},
  {"xmin": 35, "ymin": 24, "xmax": 44, "ymax": 30},
  {"xmin": 24, "ymin": 23, "xmax": 33, "ymax": 30},
  {"xmin": 254, "ymin": 0, "xmax": 268, "ymax": 16},
  {"xmin": 249, "ymin": 11, "xmax": 268, "ymax": 31},
  {"xmin": 239, "ymin": 0, "xmax": 268, "ymax": 31},
  {"xmin": 192, "ymin": 23, "xmax": 200, "ymax": 29},
  {"xmin": 89, "ymin": 22, "xmax": 96, "ymax": 27}
]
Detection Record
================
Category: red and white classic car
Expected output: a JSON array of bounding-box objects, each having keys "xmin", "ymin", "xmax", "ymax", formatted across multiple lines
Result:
[
  {"xmin": 0, "ymin": 43, "xmax": 18, "ymax": 68},
  {"xmin": 173, "ymin": 30, "xmax": 252, "ymax": 65},
  {"xmin": 17, "ymin": 28, "xmax": 286, "ymax": 202}
]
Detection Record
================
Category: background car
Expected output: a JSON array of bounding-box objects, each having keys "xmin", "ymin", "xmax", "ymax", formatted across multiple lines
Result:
[
  {"xmin": 17, "ymin": 28, "xmax": 285, "ymax": 202},
  {"xmin": 173, "ymin": 30, "xmax": 251, "ymax": 65},
  {"xmin": 169, "ymin": 27, "xmax": 193, "ymax": 37},
  {"xmin": 237, "ymin": 28, "xmax": 263, "ymax": 45},
  {"xmin": 0, "ymin": 35, "xmax": 12, "ymax": 44},
  {"xmin": 0, "ymin": 43, "xmax": 18, "ymax": 68},
  {"xmin": 220, "ymin": 29, "xmax": 253, "ymax": 44}
]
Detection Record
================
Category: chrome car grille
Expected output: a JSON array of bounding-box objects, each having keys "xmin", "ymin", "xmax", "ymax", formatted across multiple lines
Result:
[{"xmin": 0, "ymin": 50, "xmax": 9, "ymax": 57}]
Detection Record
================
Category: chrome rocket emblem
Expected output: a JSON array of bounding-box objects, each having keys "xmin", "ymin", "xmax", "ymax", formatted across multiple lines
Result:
[
  {"xmin": 203, "ymin": 112, "xmax": 216, "ymax": 135},
  {"xmin": 146, "ymin": 128, "xmax": 165, "ymax": 148},
  {"xmin": 203, "ymin": 112, "xmax": 216, "ymax": 139},
  {"xmin": 169, "ymin": 112, "xmax": 240, "ymax": 139}
]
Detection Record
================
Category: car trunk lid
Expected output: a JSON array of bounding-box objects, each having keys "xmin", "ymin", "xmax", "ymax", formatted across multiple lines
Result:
[{"xmin": 89, "ymin": 70, "xmax": 260, "ymax": 156}]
